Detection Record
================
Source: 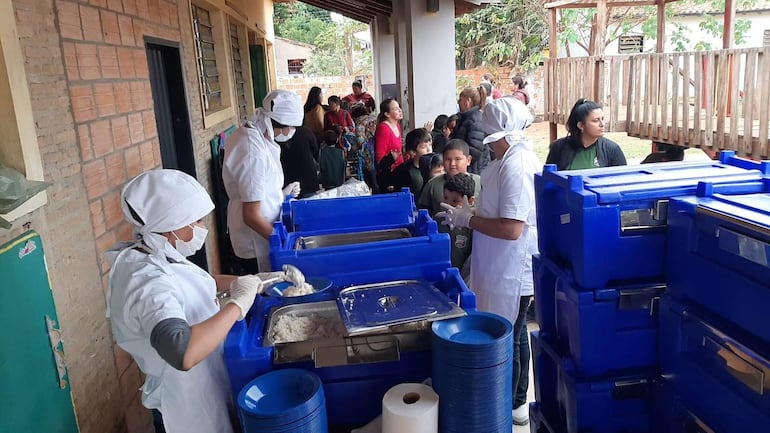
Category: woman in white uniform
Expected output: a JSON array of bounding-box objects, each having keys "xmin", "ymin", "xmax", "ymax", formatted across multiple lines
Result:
[
  {"xmin": 223, "ymin": 90, "xmax": 303, "ymax": 274},
  {"xmin": 438, "ymin": 97, "xmax": 540, "ymax": 426},
  {"xmin": 106, "ymin": 169, "xmax": 267, "ymax": 433}
]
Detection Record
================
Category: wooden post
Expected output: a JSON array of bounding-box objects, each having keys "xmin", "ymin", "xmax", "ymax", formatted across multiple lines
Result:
[
  {"xmin": 549, "ymin": 7, "xmax": 558, "ymax": 142},
  {"xmin": 724, "ymin": 0, "xmax": 735, "ymax": 116},
  {"xmin": 656, "ymin": 0, "xmax": 665, "ymax": 53}
]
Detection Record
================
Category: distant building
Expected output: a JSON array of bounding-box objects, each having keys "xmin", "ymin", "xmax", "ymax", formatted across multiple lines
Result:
[{"xmin": 275, "ymin": 37, "xmax": 315, "ymax": 77}]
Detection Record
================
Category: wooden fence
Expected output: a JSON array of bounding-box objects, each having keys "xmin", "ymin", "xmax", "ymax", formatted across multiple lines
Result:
[{"xmin": 545, "ymin": 48, "xmax": 770, "ymax": 159}]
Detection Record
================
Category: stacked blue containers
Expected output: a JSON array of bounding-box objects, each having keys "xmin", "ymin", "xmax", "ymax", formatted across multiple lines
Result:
[
  {"xmin": 532, "ymin": 152, "xmax": 770, "ymax": 433},
  {"xmin": 226, "ymin": 190, "xmax": 477, "ymax": 427},
  {"xmin": 658, "ymin": 182, "xmax": 770, "ymax": 432}
]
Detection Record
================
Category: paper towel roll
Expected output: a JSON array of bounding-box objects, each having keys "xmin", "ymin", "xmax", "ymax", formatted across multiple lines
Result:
[{"xmin": 382, "ymin": 383, "xmax": 439, "ymax": 433}]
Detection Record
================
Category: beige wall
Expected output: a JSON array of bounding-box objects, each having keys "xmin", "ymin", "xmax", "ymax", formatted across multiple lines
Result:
[
  {"xmin": 4, "ymin": 0, "xmax": 276, "ymax": 431},
  {"xmin": 274, "ymin": 38, "xmax": 314, "ymax": 77}
]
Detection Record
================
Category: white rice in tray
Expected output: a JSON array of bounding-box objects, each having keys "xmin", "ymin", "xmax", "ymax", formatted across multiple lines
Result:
[{"xmin": 270, "ymin": 313, "xmax": 346, "ymax": 343}]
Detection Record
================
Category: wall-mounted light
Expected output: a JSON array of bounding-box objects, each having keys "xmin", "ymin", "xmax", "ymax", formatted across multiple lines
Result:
[{"xmin": 427, "ymin": 0, "xmax": 439, "ymax": 13}]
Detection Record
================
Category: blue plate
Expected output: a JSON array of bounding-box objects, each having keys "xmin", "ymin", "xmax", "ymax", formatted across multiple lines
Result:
[
  {"xmin": 265, "ymin": 277, "xmax": 332, "ymax": 299},
  {"xmin": 432, "ymin": 311, "xmax": 512, "ymax": 348},
  {"xmin": 237, "ymin": 369, "xmax": 324, "ymax": 421}
]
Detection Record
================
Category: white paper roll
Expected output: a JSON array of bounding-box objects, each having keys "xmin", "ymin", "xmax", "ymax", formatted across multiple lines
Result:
[{"xmin": 382, "ymin": 383, "xmax": 439, "ymax": 433}]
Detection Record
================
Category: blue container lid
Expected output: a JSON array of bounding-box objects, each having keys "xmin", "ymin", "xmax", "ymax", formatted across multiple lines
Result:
[{"xmin": 237, "ymin": 369, "xmax": 324, "ymax": 422}]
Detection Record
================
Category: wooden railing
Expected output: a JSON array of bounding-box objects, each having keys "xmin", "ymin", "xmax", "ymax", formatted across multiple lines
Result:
[{"xmin": 544, "ymin": 48, "xmax": 770, "ymax": 159}]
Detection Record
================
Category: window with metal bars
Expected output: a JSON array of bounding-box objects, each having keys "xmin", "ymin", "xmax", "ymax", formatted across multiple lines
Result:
[
  {"xmin": 288, "ymin": 59, "xmax": 305, "ymax": 75},
  {"xmin": 229, "ymin": 21, "xmax": 248, "ymax": 120},
  {"xmin": 192, "ymin": 4, "xmax": 223, "ymax": 113}
]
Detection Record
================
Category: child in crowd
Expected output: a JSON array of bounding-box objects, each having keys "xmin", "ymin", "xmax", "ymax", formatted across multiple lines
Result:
[
  {"xmin": 419, "ymin": 153, "xmax": 444, "ymax": 185},
  {"xmin": 318, "ymin": 129, "xmax": 346, "ymax": 190},
  {"xmin": 394, "ymin": 128, "xmax": 433, "ymax": 196},
  {"xmin": 438, "ymin": 173, "xmax": 475, "ymax": 281},
  {"xmin": 418, "ymin": 139, "xmax": 481, "ymax": 216}
]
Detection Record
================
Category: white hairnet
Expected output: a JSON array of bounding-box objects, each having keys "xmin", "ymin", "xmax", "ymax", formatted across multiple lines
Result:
[
  {"xmin": 262, "ymin": 89, "xmax": 303, "ymax": 127},
  {"xmin": 120, "ymin": 169, "xmax": 214, "ymax": 259},
  {"xmin": 481, "ymin": 97, "xmax": 534, "ymax": 145}
]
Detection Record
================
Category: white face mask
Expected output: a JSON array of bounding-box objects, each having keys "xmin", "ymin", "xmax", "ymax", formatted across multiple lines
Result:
[
  {"xmin": 172, "ymin": 225, "xmax": 208, "ymax": 257},
  {"xmin": 274, "ymin": 128, "xmax": 296, "ymax": 142}
]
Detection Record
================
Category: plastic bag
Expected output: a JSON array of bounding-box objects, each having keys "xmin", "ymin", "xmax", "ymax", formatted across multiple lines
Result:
[
  {"xmin": 305, "ymin": 178, "xmax": 371, "ymax": 200},
  {"xmin": 0, "ymin": 166, "xmax": 52, "ymax": 228}
]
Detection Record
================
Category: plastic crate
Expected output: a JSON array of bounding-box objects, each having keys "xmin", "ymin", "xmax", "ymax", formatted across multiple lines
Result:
[
  {"xmin": 531, "ymin": 331, "xmax": 653, "ymax": 433},
  {"xmin": 223, "ymin": 267, "xmax": 475, "ymax": 427},
  {"xmin": 533, "ymin": 254, "xmax": 558, "ymax": 336},
  {"xmin": 270, "ymin": 209, "xmax": 450, "ymax": 276},
  {"xmin": 667, "ymin": 190, "xmax": 770, "ymax": 343},
  {"xmin": 535, "ymin": 152, "xmax": 770, "ymax": 288},
  {"xmin": 280, "ymin": 188, "xmax": 416, "ymax": 232},
  {"xmin": 529, "ymin": 402, "xmax": 565, "ymax": 433},
  {"xmin": 658, "ymin": 296, "xmax": 770, "ymax": 432},
  {"xmin": 652, "ymin": 380, "xmax": 723, "ymax": 433}
]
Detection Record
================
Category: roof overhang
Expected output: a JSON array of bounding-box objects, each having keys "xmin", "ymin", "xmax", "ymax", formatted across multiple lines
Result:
[
  {"xmin": 274, "ymin": 0, "xmax": 497, "ymax": 23},
  {"xmin": 544, "ymin": 0, "xmax": 678, "ymax": 8}
]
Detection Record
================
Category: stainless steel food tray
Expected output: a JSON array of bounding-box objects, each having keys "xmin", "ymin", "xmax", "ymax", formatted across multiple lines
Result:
[{"xmin": 293, "ymin": 228, "xmax": 411, "ymax": 250}]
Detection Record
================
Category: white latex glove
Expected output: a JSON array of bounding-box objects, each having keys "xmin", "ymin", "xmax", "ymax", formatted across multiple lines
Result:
[
  {"xmin": 224, "ymin": 275, "xmax": 263, "ymax": 320},
  {"xmin": 282, "ymin": 181, "xmax": 301, "ymax": 198},
  {"xmin": 436, "ymin": 197, "xmax": 474, "ymax": 229},
  {"xmin": 254, "ymin": 264, "xmax": 305, "ymax": 285}
]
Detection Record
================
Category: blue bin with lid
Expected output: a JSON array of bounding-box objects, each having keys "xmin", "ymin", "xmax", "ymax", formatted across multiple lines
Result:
[
  {"xmin": 658, "ymin": 296, "xmax": 770, "ymax": 432},
  {"xmin": 667, "ymin": 189, "xmax": 770, "ymax": 343},
  {"xmin": 652, "ymin": 380, "xmax": 719, "ymax": 433},
  {"xmin": 280, "ymin": 188, "xmax": 416, "ymax": 232},
  {"xmin": 535, "ymin": 151, "xmax": 770, "ymax": 288},
  {"xmin": 529, "ymin": 402, "xmax": 565, "ymax": 433},
  {"xmin": 224, "ymin": 265, "xmax": 475, "ymax": 427},
  {"xmin": 269, "ymin": 209, "xmax": 450, "ymax": 276},
  {"xmin": 531, "ymin": 331, "xmax": 653, "ymax": 433}
]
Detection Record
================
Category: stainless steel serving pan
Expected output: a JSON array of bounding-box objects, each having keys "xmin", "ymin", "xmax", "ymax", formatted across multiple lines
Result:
[{"xmin": 293, "ymin": 228, "xmax": 412, "ymax": 250}]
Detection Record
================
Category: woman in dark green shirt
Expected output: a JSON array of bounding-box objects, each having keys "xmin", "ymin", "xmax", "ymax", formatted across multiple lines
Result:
[{"xmin": 545, "ymin": 98, "xmax": 627, "ymax": 170}]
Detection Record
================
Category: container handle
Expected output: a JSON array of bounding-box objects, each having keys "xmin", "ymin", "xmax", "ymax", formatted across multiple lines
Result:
[
  {"xmin": 696, "ymin": 206, "xmax": 770, "ymax": 239},
  {"xmin": 681, "ymin": 410, "xmax": 716, "ymax": 433}
]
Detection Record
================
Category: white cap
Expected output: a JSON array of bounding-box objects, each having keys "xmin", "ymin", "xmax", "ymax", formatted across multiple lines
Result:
[
  {"xmin": 481, "ymin": 97, "xmax": 534, "ymax": 145},
  {"xmin": 262, "ymin": 90, "xmax": 303, "ymax": 127},
  {"xmin": 121, "ymin": 169, "xmax": 214, "ymax": 234}
]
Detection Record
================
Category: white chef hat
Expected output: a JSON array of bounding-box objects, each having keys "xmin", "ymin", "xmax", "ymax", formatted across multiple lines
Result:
[
  {"xmin": 262, "ymin": 89, "xmax": 303, "ymax": 127},
  {"xmin": 481, "ymin": 97, "xmax": 534, "ymax": 145},
  {"xmin": 121, "ymin": 169, "xmax": 214, "ymax": 257}
]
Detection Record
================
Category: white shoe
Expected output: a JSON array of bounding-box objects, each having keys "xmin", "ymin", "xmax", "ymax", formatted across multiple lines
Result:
[{"xmin": 512, "ymin": 404, "xmax": 529, "ymax": 426}]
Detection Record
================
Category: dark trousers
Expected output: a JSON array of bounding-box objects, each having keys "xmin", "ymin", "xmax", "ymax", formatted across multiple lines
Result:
[
  {"xmin": 513, "ymin": 295, "xmax": 533, "ymax": 409},
  {"xmin": 232, "ymin": 256, "xmax": 259, "ymax": 276}
]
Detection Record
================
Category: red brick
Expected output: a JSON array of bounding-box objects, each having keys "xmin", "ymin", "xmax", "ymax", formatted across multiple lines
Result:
[
  {"xmin": 125, "ymin": 392, "xmax": 153, "ymax": 433},
  {"xmin": 75, "ymin": 43, "xmax": 101, "ymax": 80},
  {"xmin": 57, "ymin": 0, "xmax": 83, "ymax": 40},
  {"xmin": 118, "ymin": 14, "xmax": 135, "ymax": 46},
  {"xmin": 111, "ymin": 116, "xmax": 131, "ymax": 149},
  {"xmin": 90, "ymin": 119, "xmax": 114, "ymax": 158},
  {"xmin": 133, "ymin": 50, "xmax": 148, "ymax": 79},
  {"xmin": 100, "ymin": 10, "xmax": 121, "ymax": 45},
  {"xmin": 141, "ymin": 110, "xmax": 156, "ymax": 139},
  {"xmin": 123, "ymin": 0, "xmax": 137, "ymax": 16},
  {"xmin": 62, "ymin": 42, "xmax": 79, "ymax": 81},
  {"xmin": 167, "ymin": 1, "xmax": 179, "ymax": 29},
  {"xmin": 118, "ymin": 222, "xmax": 134, "ymax": 242},
  {"xmin": 98, "ymin": 45, "xmax": 120, "ymax": 79},
  {"xmin": 113, "ymin": 82, "xmax": 132, "ymax": 113},
  {"xmin": 107, "ymin": 0, "xmax": 123, "ymax": 12},
  {"xmin": 147, "ymin": 0, "xmax": 160, "ymax": 23},
  {"xmin": 103, "ymin": 189, "xmax": 124, "ymax": 229},
  {"xmin": 129, "ymin": 80, "xmax": 145, "ymax": 110},
  {"xmin": 117, "ymin": 47, "xmax": 135, "ymax": 78},
  {"xmin": 78, "ymin": 124, "xmax": 94, "ymax": 160},
  {"xmin": 70, "ymin": 84, "xmax": 96, "ymax": 122},
  {"xmin": 93, "ymin": 82, "xmax": 116, "ymax": 117},
  {"xmin": 80, "ymin": 5, "xmax": 103, "ymax": 42},
  {"xmin": 124, "ymin": 146, "xmax": 142, "ymax": 178},
  {"xmin": 83, "ymin": 159, "xmax": 109, "ymax": 199},
  {"xmin": 135, "ymin": 0, "xmax": 149, "ymax": 19},
  {"xmin": 140, "ymin": 140, "xmax": 155, "ymax": 170},
  {"xmin": 128, "ymin": 113, "xmax": 144, "ymax": 144},
  {"xmin": 90, "ymin": 200, "xmax": 106, "ymax": 237},
  {"xmin": 90, "ymin": 0, "xmax": 107, "ymax": 7},
  {"xmin": 113, "ymin": 346, "xmax": 132, "ymax": 376}
]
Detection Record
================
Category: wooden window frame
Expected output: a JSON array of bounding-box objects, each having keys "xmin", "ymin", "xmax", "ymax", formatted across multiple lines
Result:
[
  {"xmin": 228, "ymin": 18, "xmax": 250, "ymax": 120},
  {"xmin": 190, "ymin": 1, "xmax": 233, "ymax": 127}
]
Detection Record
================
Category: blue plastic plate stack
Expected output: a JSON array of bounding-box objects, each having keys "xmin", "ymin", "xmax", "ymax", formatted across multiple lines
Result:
[
  {"xmin": 237, "ymin": 369, "xmax": 328, "ymax": 433},
  {"xmin": 431, "ymin": 312, "xmax": 514, "ymax": 433}
]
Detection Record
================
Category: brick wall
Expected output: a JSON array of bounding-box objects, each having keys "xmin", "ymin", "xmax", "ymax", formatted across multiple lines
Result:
[
  {"xmin": 6, "ymin": 0, "xmax": 243, "ymax": 432},
  {"xmin": 277, "ymin": 74, "xmax": 375, "ymax": 103}
]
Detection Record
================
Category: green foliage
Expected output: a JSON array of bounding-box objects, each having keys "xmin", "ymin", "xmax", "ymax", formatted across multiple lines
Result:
[
  {"xmin": 273, "ymin": 3, "xmax": 332, "ymax": 46},
  {"xmin": 455, "ymin": 0, "xmax": 548, "ymax": 71}
]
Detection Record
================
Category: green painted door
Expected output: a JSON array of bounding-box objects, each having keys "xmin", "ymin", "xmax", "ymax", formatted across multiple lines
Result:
[
  {"xmin": 250, "ymin": 44, "xmax": 268, "ymax": 106},
  {"xmin": 0, "ymin": 231, "xmax": 79, "ymax": 433}
]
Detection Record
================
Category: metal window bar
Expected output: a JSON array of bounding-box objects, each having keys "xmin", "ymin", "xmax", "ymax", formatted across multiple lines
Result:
[
  {"xmin": 229, "ymin": 21, "xmax": 247, "ymax": 119},
  {"xmin": 192, "ymin": 4, "xmax": 222, "ymax": 113}
]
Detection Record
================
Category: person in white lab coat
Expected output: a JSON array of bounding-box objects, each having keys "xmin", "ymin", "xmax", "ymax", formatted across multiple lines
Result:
[
  {"xmin": 437, "ymin": 97, "xmax": 539, "ymax": 426},
  {"xmin": 222, "ymin": 90, "xmax": 303, "ymax": 274},
  {"xmin": 106, "ymin": 169, "xmax": 271, "ymax": 433}
]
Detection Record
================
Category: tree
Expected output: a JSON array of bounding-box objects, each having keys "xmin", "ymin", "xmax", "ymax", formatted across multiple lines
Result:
[
  {"xmin": 302, "ymin": 18, "xmax": 371, "ymax": 77},
  {"xmin": 455, "ymin": 0, "xmax": 548, "ymax": 71},
  {"xmin": 273, "ymin": 2, "xmax": 332, "ymax": 46}
]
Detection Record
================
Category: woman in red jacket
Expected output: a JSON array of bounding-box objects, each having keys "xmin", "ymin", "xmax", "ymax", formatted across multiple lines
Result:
[{"xmin": 374, "ymin": 98, "xmax": 404, "ymax": 192}]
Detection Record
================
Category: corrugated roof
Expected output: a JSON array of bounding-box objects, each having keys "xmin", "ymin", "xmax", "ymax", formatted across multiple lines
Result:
[{"xmin": 670, "ymin": 0, "xmax": 770, "ymax": 15}]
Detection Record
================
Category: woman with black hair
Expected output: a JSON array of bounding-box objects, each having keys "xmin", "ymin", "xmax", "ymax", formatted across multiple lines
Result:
[
  {"xmin": 302, "ymin": 86, "xmax": 325, "ymax": 141},
  {"xmin": 545, "ymin": 98, "xmax": 627, "ymax": 170}
]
